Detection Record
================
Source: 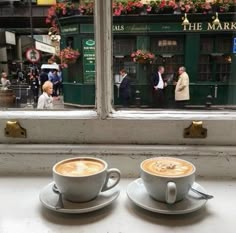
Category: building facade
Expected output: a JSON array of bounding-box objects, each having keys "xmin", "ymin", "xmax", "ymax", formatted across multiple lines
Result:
[{"xmin": 59, "ymin": 11, "xmax": 236, "ymax": 108}]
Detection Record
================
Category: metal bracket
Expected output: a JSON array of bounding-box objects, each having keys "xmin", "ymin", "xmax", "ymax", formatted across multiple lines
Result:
[
  {"xmin": 4, "ymin": 121, "xmax": 27, "ymax": 138},
  {"xmin": 184, "ymin": 121, "xmax": 207, "ymax": 138}
]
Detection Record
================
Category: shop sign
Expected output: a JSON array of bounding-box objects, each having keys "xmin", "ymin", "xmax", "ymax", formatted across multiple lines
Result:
[
  {"xmin": 233, "ymin": 38, "xmax": 236, "ymax": 54},
  {"xmin": 183, "ymin": 22, "xmax": 236, "ymax": 31},
  {"xmin": 80, "ymin": 23, "xmax": 182, "ymax": 33},
  {"xmin": 37, "ymin": 0, "xmax": 56, "ymax": 5},
  {"xmin": 81, "ymin": 22, "xmax": 236, "ymax": 33},
  {"xmin": 5, "ymin": 31, "xmax": 16, "ymax": 45},
  {"xmin": 83, "ymin": 39, "xmax": 95, "ymax": 83},
  {"xmin": 35, "ymin": 40, "xmax": 55, "ymax": 54},
  {"xmin": 26, "ymin": 48, "xmax": 41, "ymax": 63},
  {"xmin": 61, "ymin": 25, "xmax": 79, "ymax": 35}
]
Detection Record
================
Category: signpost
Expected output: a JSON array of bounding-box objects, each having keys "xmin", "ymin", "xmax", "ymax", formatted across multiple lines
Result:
[
  {"xmin": 82, "ymin": 39, "xmax": 95, "ymax": 83},
  {"xmin": 25, "ymin": 48, "xmax": 41, "ymax": 63}
]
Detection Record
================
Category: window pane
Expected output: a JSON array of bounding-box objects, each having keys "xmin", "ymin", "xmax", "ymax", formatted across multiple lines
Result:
[
  {"xmin": 112, "ymin": 1, "xmax": 235, "ymax": 110},
  {"xmin": 198, "ymin": 36, "xmax": 232, "ymax": 83},
  {"xmin": 0, "ymin": 0, "xmax": 95, "ymax": 110}
]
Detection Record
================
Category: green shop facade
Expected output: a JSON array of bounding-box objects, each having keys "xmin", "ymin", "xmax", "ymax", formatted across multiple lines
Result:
[{"xmin": 59, "ymin": 13, "xmax": 236, "ymax": 108}]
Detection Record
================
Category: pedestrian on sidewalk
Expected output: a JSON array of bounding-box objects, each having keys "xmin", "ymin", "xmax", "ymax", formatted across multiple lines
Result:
[{"xmin": 37, "ymin": 81, "xmax": 53, "ymax": 109}]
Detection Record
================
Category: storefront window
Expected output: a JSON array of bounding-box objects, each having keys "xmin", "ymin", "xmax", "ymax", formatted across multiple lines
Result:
[
  {"xmin": 111, "ymin": 4, "xmax": 235, "ymax": 110},
  {"xmin": 199, "ymin": 36, "xmax": 232, "ymax": 82}
]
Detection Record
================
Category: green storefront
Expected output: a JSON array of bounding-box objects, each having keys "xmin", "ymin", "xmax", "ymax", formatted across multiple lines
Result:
[{"xmin": 59, "ymin": 13, "xmax": 236, "ymax": 107}]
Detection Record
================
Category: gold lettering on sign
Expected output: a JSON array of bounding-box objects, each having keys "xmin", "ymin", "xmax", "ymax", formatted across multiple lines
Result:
[
  {"xmin": 232, "ymin": 22, "xmax": 236, "ymax": 30},
  {"xmin": 207, "ymin": 22, "xmax": 236, "ymax": 30},
  {"xmin": 182, "ymin": 22, "xmax": 235, "ymax": 31},
  {"xmin": 207, "ymin": 23, "xmax": 215, "ymax": 30},
  {"xmin": 224, "ymin": 22, "xmax": 230, "ymax": 30},
  {"xmin": 112, "ymin": 25, "xmax": 125, "ymax": 31},
  {"xmin": 189, "ymin": 23, "xmax": 197, "ymax": 30},
  {"xmin": 196, "ymin": 23, "xmax": 202, "ymax": 30},
  {"xmin": 183, "ymin": 23, "xmax": 202, "ymax": 31},
  {"xmin": 216, "ymin": 23, "xmax": 223, "ymax": 30}
]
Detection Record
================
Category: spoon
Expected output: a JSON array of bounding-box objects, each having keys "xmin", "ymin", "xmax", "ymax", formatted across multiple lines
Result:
[
  {"xmin": 52, "ymin": 184, "xmax": 64, "ymax": 209},
  {"xmin": 190, "ymin": 187, "xmax": 214, "ymax": 200}
]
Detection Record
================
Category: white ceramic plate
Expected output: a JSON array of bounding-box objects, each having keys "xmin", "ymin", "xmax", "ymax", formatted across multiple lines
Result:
[
  {"xmin": 127, "ymin": 178, "xmax": 208, "ymax": 215},
  {"xmin": 39, "ymin": 182, "xmax": 120, "ymax": 214}
]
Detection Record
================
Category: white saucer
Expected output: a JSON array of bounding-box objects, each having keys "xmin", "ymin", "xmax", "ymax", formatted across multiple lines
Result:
[
  {"xmin": 127, "ymin": 178, "xmax": 208, "ymax": 215},
  {"xmin": 39, "ymin": 182, "xmax": 120, "ymax": 214}
]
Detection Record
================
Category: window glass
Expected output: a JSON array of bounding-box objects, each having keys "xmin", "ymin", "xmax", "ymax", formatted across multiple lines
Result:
[
  {"xmin": 1, "ymin": 1, "xmax": 235, "ymax": 111},
  {"xmin": 112, "ymin": 0, "xmax": 235, "ymax": 110},
  {"xmin": 199, "ymin": 36, "xmax": 232, "ymax": 82},
  {"xmin": 0, "ymin": 0, "xmax": 95, "ymax": 110},
  {"xmin": 0, "ymin": 1, "xmax": 236, "ymax": 146}
]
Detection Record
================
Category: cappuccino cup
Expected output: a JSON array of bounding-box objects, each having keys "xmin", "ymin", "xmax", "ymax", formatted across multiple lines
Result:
[
  {"xmin": 140, "ymin": 157, "xmax": 195, "ymax": 204},
  {"xmin": 53, "ymin": 157, "xmax": 121, "ymax": 202}
]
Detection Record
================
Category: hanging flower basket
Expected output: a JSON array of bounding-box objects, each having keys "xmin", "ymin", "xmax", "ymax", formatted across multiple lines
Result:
[
  {"xmin": 131, "ymin": 50, "xmax": 155, "ymax": 64},
  {"xmin": 60, "ymin": 47, "xmax": 80, "ymax": 67}
]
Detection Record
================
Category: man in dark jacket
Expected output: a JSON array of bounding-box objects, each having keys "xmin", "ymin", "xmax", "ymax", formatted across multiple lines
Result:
[
  {"xmin": 48, "ymin": 69, "xmax": 60, "ymax": 97},
  {"xmin": 151, "ymin": 66, "xmax": 167, "ymax": 108},
  {"xmin": 39, "ymin": 69, "xmax": 48, "ymax": 93},
  {"xmin": 119, "ymin": 68, "xmax": 131, "ymax": 107}
]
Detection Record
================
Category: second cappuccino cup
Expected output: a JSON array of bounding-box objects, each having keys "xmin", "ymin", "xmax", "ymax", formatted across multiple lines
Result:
[
  {"xmin": 53, "ymin": 157, "xmax": 121, "ymax": 202},
  {"xmin": 140, "ymin": 157, "xmax": 195, "ymax": 204}
]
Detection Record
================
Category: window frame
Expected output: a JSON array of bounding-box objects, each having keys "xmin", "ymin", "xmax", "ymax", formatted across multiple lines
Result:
[{"xmin": 1, "ymin": 0, "xmax": 236, "ymax": 146}]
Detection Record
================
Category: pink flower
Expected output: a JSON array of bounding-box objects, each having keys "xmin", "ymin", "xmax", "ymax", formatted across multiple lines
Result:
[{"xmin": 131, "ymin": 50, "xmax": 155, "ymax": 64}]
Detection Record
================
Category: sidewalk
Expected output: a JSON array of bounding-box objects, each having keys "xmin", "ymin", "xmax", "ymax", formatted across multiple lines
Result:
[{"xmin": 52, "ymin": 96, "xmax": 65, "ymax": 109}]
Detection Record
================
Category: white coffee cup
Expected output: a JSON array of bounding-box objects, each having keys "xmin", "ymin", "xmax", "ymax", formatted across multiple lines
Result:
[
  {"xmin": 53, "ymin": 157, "xmax": 121, "ymax": 202},
  {"xmin": 140, "ymin": 157, "xmax": 196, "ymax": 204}
]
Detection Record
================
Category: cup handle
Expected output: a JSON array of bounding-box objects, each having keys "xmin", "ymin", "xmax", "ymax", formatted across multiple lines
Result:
[
  {"xmin": 166, "ymin": 181, "xmax": 177, "ymax": 204},
  {"xmin": 101, "ymin": 168, "xmax": 121, "ymax": 192}
]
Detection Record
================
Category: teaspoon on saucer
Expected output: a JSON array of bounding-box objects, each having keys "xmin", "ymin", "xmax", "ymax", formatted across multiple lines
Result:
[
  {"xmin": 52, "ymin": 184, "xmax": 64, "ymax": 209},
  {"xmin": 190, "ymin": 187, "xmax": 214, "ymax": 200}
]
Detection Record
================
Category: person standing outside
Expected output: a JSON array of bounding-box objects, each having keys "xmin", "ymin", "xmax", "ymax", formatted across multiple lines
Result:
[
  {"xmin": 119, "ymin": 68, "xmax": 131, "ymax": 107},
  {"xmin": 1, "ymin": 72, "xmax": 11, "ymax": 90},
  {"xmin": 48, "ymin": 69, "xmax": 60, "ymax": 98},
  {"xmin": 29, "ymin": 70, "xmax": 40, "ymax": 108},
  {"xmin": 57, "ymin": 68, "xmax": 63, "ymax": 95},
  {"xmin": 37, "ymin": 81, "xmax": 53, "ymax": 109},
  {"xmin": 39, "ymin": 69, "xmax": 48, "ymax": 93},
  {"xmin": 151, "ymin": 66, "xmax": 167, "ymax": 108},
  {"xmin": 174, "ymin": 66, "xmax": 190, "ymax": 108}
]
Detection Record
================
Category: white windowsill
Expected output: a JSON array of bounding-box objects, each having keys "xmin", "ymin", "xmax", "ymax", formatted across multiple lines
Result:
[
  {"xmin": 1, "ymin": 176, "xmax": 236, "ymax": 233},
  {"xmin": 0, "ymin": 144, "xmax": 236, "ymax": 178},
  {"xmin": 1, "ymin": 109, "xmax": 236, "ymax": 120}
]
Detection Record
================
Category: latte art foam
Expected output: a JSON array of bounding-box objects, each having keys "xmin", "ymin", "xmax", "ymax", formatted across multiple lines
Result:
[
  {"xmin": 142, "ymin": 158, "xmax": 194, "ymax": 177},
  {"xmin": 56, "ymin": 160, "xmax": 104, "ymax": 176}
]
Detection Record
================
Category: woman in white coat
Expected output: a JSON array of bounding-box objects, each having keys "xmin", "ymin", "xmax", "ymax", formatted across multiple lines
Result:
[
  {"xmin": 37, "ymin": 81, "xmax": 53, "ymax": 109},
  {"xmin": 175, "ymin": 66, "xmax": 190, "ymax": 108}
]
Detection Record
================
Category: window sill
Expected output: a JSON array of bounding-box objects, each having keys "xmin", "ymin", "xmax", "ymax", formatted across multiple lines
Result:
[
  {"xmin": 0, "ymin": 144, "xmax": 236, "ymax": 178},
  {"xmin": 0, "ymin": 109, "xmax": 236, "ymax": 145},
  {"xmin": 110, "ymin": 109, "xmax": 236, "ymax": 120},
  {"xmin": 1, "ymin": 109, "xmax": 236, "ymax": 120}
]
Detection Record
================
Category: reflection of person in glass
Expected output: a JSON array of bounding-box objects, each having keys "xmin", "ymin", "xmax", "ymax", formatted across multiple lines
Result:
[
  {"xmin": 151, "ymin": 66, "xmax": 167, "ymax": 108},
  {"xmin": 119, "ymin": 69, "xmax": 131, "ymax": 107},
  {"xmin": 174, "ymin": 66, "xmax": 190, "ymax": 108}
]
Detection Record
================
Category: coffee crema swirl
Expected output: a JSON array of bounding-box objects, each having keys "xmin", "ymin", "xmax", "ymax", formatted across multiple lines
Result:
[
  {"xmin": 142, "ymin": 158, "xmax": 194, "ymax": 177},
  {"xmin": 56, "ymin": 160, "xmax": 105, "ymax": 176}
]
